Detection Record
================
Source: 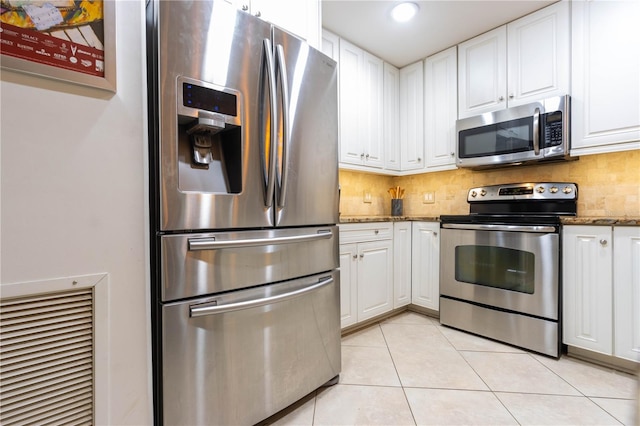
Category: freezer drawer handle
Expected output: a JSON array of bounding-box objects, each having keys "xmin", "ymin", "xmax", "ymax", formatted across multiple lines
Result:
[
  {"xmin": 188, "ymin": 229, "xmax": 333, "ymax": 250},
  {"xmin": 189, "ymin": 276, "xmax": 334, "ymax": 317}
]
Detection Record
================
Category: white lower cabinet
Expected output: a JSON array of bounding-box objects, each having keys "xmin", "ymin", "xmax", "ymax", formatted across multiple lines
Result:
[
  {"xmin": 339, "ymin": 223, "xmax": 394, "ymax": 328},
  {"xmin": 411, "ymin": 222, "xmax": 440, "ymax": 311},
  {"xmin": 563, "ymin": 225, "xmax": 640, "ymax": 362},
  {"xmin": 393, "ymin": 222, "xmax": 412, "ymax": 308}
]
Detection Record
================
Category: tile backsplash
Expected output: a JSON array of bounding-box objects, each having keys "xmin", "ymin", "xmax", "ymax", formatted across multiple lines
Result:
[{"xmin": 339, "ymin": 150, "xmax": 640, "ymax": 217}]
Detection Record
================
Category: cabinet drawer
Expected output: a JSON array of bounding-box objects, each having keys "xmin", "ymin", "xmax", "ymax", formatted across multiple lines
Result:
[{"xmin": 339, "ymin": 222, "xmax": 393, "ymax": 243}]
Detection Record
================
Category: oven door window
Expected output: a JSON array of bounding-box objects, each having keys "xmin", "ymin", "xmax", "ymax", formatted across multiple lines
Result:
[
  {"xmin": 458, "ymin": 117, "xmax": 533, "ymax": 158},
  {"xmin": 455, "ymin": 245, "xmax": 535, "ymax": 293}
]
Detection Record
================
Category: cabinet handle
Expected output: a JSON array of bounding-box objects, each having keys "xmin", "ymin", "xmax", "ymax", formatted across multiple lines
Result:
[
  {"xmin": 509, "ymin": 93, "xmax": 514, "ymax": 99},
  {"xmin": 498, "ymin": 96, "xmax": 504, "ymax": 101},
  {"xmin": 352, "ymin": 254, "xmax": 358, "ymax": 260},
  {"xmin": 365, "ymin": 154, "xmax": 370, "ymax": 160},
  {"xmin": 359, "ymin": 253, "xmax": 364, "ymax": 259},
  {"xmin": 433, "ymin": 231, "xmax": 438, "ymax": 237},
  {"xmin": 600, "ymin": 239, "xmax": 608, "ymax": 246}
]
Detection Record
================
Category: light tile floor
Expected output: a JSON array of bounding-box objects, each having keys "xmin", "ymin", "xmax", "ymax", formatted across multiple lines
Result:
[{"xmin": 266, "ymin": 311, "xmax": 639, "ymax": 426}]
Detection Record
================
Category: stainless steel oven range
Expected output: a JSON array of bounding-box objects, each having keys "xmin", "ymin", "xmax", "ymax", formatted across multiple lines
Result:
[{"xmin": 439, "ymin": 182, "xmax": 578, "ymax": 358}]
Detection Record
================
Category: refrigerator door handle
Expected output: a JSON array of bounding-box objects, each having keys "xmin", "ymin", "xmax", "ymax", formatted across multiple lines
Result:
[
  {"xmin": 188, "ymin": 229, "xmax": 333, "ymax": 251},
  {"xmin": 189, "ymin": 276, "xmax": 334, "ymax": 317},
  {"xmin": 275, "ymin": 43, "xmax": 290, "ymax": 208},
  {"xmin": 262, "ymin": 38, "xmax": 278, "ymax": 208}
]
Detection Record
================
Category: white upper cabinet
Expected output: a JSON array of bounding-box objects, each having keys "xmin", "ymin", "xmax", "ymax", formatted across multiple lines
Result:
[
  {"xmin": 458, "ymin": 26, "xmax": 507, "ymax": 118},
  {"xmin": 571, "ymin": 0, "xmax": 640, "ymax": 155},
  {"xmin": 234, "ymin": 0, "xmax": 321, "ymax": 48},
  {"xmin": 321, "ymin": 29, "xmax": 340, "ymax": 61},
  {"xmin": 384, "ymin": 63, "xmax": 401, "ymax": 171},
  {"xmin": 506, "ymin": 0, "xmax": 570, "ymax": 107},
  {"xmin": 399, "ymin": 61, "xmax": 425, "ymax": 171},
  {"xmin": 424, "ymin": 46, "xmax": 458, "ymax": 171},
  {"xmin": 458, "ymin": 1, "xmax": 570, "ymax": 118},
  {"xmin": 338, "ymin": 39, "xmax": 384, "ymax": 169}
]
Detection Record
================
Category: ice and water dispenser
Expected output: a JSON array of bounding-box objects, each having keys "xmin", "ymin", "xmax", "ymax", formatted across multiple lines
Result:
[{"xmin": 176, "ymin": 77, "xmax": 242, "ymax": 194}]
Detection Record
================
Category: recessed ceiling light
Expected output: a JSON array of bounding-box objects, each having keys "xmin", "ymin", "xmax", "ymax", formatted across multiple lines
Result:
[{"xmin": 391, "ymin": 2, "xmax": 419, "ymax": 23}]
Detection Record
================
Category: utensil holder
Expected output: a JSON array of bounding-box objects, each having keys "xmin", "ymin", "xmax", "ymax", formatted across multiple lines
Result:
[{"xmin": 391, "ymin": 199, "xmax": 403, "ymax": 216}]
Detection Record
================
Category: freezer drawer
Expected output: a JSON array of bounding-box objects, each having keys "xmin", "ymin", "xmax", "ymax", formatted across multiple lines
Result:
[
  {"xmin": 161, "ymin": 271, "xmax": 341, "ymax": 425},
  {"xmin": 160, "ymin": 226, "xmax": 339, "ymax": 301}
]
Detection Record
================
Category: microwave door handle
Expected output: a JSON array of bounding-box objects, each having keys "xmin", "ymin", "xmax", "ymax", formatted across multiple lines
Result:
[
  {"xmin": 533, "ymin": 107, "xmax": 540, "ymax": 156},
  {"xmin": 262, "ymin": 38, "xmax": 278, "ymax": 208},
  {"xmin": 276, "ymin": 44, "xmax": 289, "ymax": 208}
]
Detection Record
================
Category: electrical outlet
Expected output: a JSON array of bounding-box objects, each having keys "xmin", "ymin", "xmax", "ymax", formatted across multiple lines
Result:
[
  {"xmin": 423, "ymin": 191, "xmax": 435, "ymax": 204},
  {"xmin": 363, "ymin": 191, "xmax": 372, "ymax": 203}
]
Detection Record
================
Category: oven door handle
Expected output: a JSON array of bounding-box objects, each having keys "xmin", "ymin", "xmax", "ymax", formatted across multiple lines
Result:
[
  {"xmin": 189, "ymin": 276, "xmax": 334, "ymax": 317},
  {"xmin": 442, "ymin": 223, "xmax": 556, "ymax": 233}
]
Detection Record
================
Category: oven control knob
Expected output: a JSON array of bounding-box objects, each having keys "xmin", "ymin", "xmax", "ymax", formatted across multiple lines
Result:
[
  {"xmin": 536, "ymin": 186, "xmax": 545, "ymax": 193},
  {"xmin": 480, "ymin": 190, "xmax": 487, "ymax": 196},
  {"xmin": 550, "ymin": 186, "xmax": 559, "ymax": 193},
  {"xmin": 562, "ymin": 186, "xmax": 573, "ymax": 194},
  {"xmin": 471, "ymin": 190, "xmax": 477, "ymax": 198}
]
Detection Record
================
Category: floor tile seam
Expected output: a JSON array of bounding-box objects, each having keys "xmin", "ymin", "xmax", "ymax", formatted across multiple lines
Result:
[
  {"xmin": 587, "ymin": 396, "xmax": 633, "ymax": 426},
  {"xmin": 527, "ymin": 351, "xmax": 588, "ymax": 397}
]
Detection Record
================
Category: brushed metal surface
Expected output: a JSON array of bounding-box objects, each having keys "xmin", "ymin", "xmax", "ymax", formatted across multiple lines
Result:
[
  {"xmin": 162, "ymin": 271, "xmax": 341, "ymax": 426},
  {"xmin": 153, "ymin": 1, "xmax": 338, "ymax": 231},
  {"xmin": 440, "ymin": 297, "xmax": 560, "ymax": 357},
  {"xmin": 160, "ymin": 226, "xmax": 339, "ymax": 302},
  {"xmin": 440, "ymin": 227, "xmax": 559, "ymax": 320}
]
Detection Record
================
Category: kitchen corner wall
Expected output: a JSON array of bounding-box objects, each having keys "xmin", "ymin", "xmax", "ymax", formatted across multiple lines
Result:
[{"xmin": 340, "ymin": 150, "xmax": 640, "ymax": 217}]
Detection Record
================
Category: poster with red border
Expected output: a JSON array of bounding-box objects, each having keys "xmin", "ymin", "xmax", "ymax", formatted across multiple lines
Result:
[{"xmin": 0, "ymin": 0, "xmax": 115, "ymax": 91}]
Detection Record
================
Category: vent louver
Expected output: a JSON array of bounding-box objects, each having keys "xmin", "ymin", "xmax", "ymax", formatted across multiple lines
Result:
[{"xmin": 0, "ymin": 288, "xmax": 94, "ymax": 425}]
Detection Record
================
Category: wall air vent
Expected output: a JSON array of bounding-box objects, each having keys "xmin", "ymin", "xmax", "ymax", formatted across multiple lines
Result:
[{"xmin": 0, "ymin": 288, "xmax": 95, "ymax": 425}]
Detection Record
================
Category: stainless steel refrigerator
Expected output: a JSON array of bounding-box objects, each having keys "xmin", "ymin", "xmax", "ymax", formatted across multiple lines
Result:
[{"xmin": 146, "ymin": 1, "xmax": 341, "ymax": 424}]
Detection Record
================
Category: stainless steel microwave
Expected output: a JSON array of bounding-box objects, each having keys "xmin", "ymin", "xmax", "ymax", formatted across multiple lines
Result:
[{"xmin": 456, "ymin": 95, "xmax": 570, "ymax": 169}]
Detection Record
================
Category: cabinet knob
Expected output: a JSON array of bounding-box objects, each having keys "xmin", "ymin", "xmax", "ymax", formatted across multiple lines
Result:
[
  {"xmin": 352, "ymin": 254, "xmax": 358, "ymax": 260},
  {"xmin": 498, "ymin": 96, "xmax": 505, "ymax": 101},
  {"xmin": 242, "ymin": 4, "xmax": 249, "ymax": 10},
  {"xmin": 450, "ymin": 152, "xmax": 455, "ymax": 156},
  {"xmin": 374, "ymin": 229, "xmax": 379, "ymax": 234},
  {"xmin": 433, "ymin": 231, "xmax": 438, "ymax": 237},
  {"xmin": 365, "ymin": 154, "xmax": 370, "ymax": 160},
  {"xmin": 417, "ymin": 157, "xmax": 422, "ymax": 162},
  {"xmin": 509, "ymin": 93, "xmax": 514, "ymax": 99},
  {"xmin": 600, "ymin": 239, "xmax": 608, "ymax": 246},
  {"xmin": 359, "ymin": 253, "xmax": 364, "ymax": 259},
  {"xmin": 254, "ymin": 10, "xmax": 261, "ymax": 17},
  {"xmin": 360, "ymin": 153, "xmax": 365, "ymax": 159}
]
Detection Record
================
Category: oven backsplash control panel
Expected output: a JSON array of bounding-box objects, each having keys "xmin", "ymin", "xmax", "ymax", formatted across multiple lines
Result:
[{"xmin": 467, "ymin": 182, "xmax": 578, "ymax": 202}]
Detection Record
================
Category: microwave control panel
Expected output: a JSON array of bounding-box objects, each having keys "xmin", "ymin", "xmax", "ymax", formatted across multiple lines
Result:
[{"xmin": 543, "ymin": 111, "xmax": 563, "ymax": 147}]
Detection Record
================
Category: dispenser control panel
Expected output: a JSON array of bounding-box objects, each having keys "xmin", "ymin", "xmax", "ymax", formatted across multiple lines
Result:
[{"xmin": 182, "ymin": 83, "xmax": 237, "ymax": 117}]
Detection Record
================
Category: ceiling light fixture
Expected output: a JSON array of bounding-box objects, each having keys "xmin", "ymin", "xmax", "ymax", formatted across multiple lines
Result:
[{"xmin": 391, "ymin": 2, "xmax": 419, "ymax": 23}]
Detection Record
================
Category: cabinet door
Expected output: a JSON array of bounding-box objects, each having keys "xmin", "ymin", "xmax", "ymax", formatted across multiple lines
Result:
[
  {"xmin": 361, "ymin": 52, "xmax": 385, "ymax": 168},
  {"xmin": 393, "ymin": 222, "xmax": 412, "ymax": 308},
  {"xmin": 338, "ymin": 39, "xmax": 364, "ymax": 166},
  {"xmin": 400, "ymin": 61, "xmax": 425, "ymax": 170},
  {"xmin": 384, "ymin": 63, "xmax": 401, "ymax": 171},
  {"xmin": 613, "ymin": 227, "xmax": 640, "ymax": 362},
  {"xmin": 563, "ymin": 226, "xmax": 613, "ymax": 355},
  {"xmin": 411, "ymin": 222, "xmax": 440, "ymax": 311},
  {"xmin": 357, "ymin": 240, "xmax": 394, "ymax": 322},
  {"xmin": 506, "ymin": 1, "xmax": 570, "ymax": 106},
  {"xmin": 571, "ymin": 0, "xmax": 640, "ymax": 155},
  {"xmin": 425, "ymin": 47, "xmax": 458, "ymax": 171},
  {"xmin": 458, "ymin": 26, "xmax": 507, "ymax": 119},
  {"xmin": 249, "ymin": 0, "xmax": 320, "ymax": 48},
  {"xmin": 339, "ymin": 243, "xmax": 359, "ymax": 329},
  {"xmin": 321, "ymin": 29, "xmax": 340, "ymax": 61}
]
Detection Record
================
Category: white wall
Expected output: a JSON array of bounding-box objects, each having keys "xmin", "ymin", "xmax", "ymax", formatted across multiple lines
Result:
[{"xmin": 0, "ymin": 1, "xmax": 151, "ymax": 424}]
